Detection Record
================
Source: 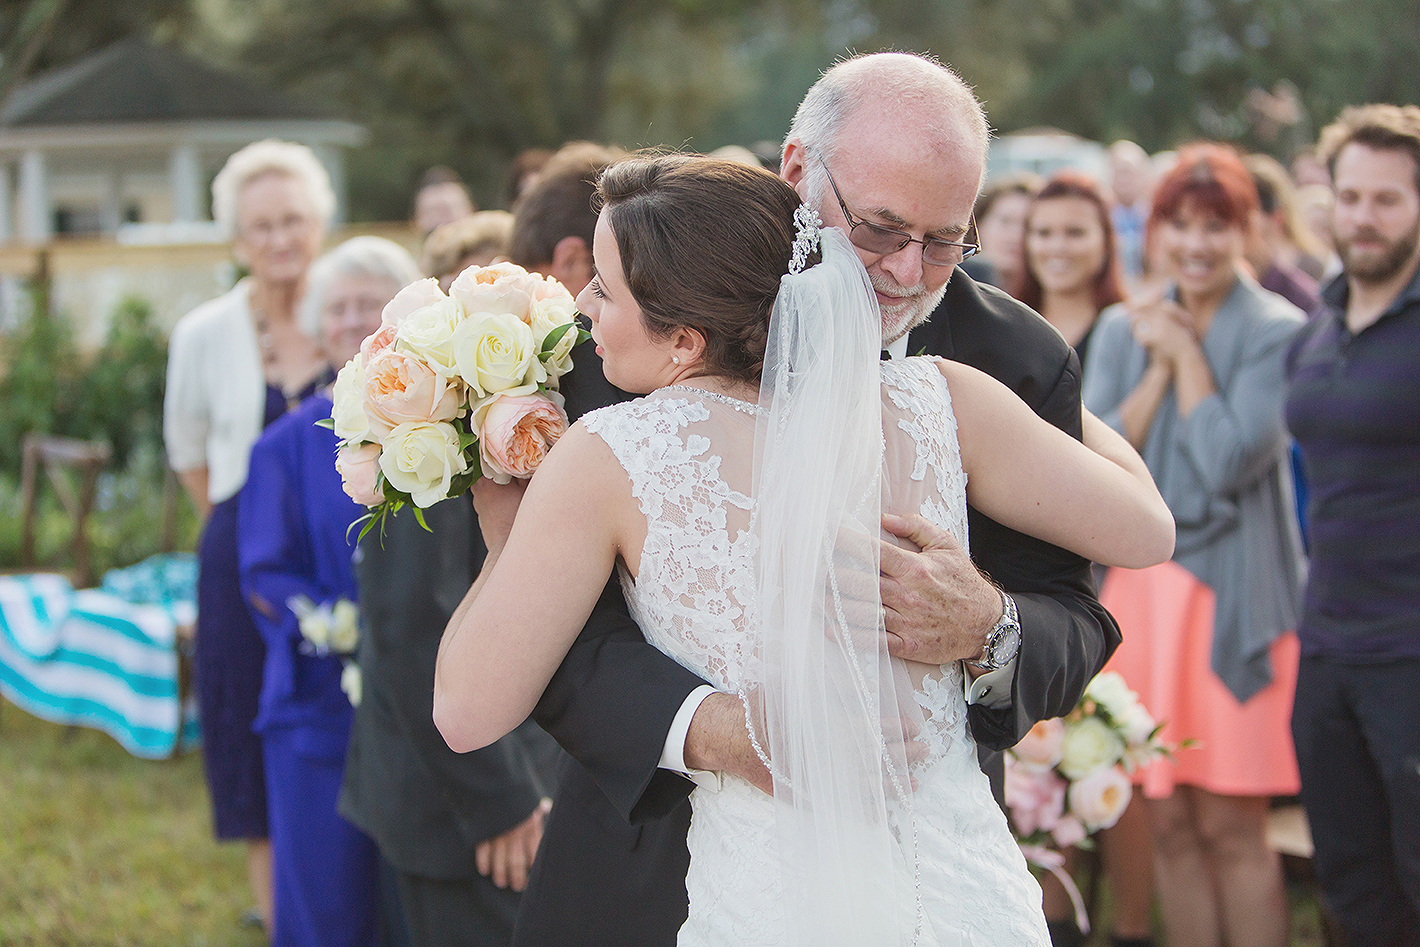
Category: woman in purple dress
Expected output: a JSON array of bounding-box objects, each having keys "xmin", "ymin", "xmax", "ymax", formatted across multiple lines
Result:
[
  {"xmin": 237, "ymin": 237, "xmax": 422, "ymax": 947},
  {"xmin": 164, "ymin": 141, "xmax": 335, "ymax": 929}
]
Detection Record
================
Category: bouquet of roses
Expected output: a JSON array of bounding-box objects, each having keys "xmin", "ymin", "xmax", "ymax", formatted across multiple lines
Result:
[
  {"xmin": 1005, "ymin": 671, "xmax": 1173, "ymax": 848},
  {"xmin": 325, "ymin": 262, "xmax": 588, "ymax": 539},
  {"xmin": 1003, "ymin": 672, "xmax": 1179, "ymax": 931}
]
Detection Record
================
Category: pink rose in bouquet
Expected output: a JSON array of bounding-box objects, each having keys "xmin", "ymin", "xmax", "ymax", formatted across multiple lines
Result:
[
  {"xmin": 475, "ymin": 392, "xmax": 570, "ymax": 484},
  {"xmin": 1014, "ymin": 717, "xmax": 1066, "ymax": 769},
  {"xmin": 360, "ymin": 323, "xmax": 397, "ymax": 361},
  {"xmin": 1051, "ymin": 815, "xmax": 1087, "ymax": 849},
  {"xmin": 451, "ymin": 262, "xmax": 536, "ymax": 323},
  {"xmin": 1003, "ymin": 756, "xmax": 1067, "ymax": 836},
  {"xmin": 336, "ymin": 443, "xmax": 385, "ymax": 506},
  {"xmin": 1067, "ymin": 764, "xmax": 1133, "ymax": 832},
  {"xmin": 362, "ymin": 348, "xmax": 462, "ymax": 438}
]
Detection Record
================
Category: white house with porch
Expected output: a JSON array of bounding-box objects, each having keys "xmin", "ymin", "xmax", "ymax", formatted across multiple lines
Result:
[{"xmin": 0, "ymin": 37, "xmax": 366, "ymax": 244}]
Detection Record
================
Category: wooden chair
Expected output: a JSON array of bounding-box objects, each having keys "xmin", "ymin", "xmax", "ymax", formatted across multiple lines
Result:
[{"xmin": 17, "ymin": 432, "xmax": 112, "ymax": 589}]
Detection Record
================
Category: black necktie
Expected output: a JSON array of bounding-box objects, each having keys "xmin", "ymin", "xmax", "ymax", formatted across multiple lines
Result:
[{"xmin": 880, "ymin": 349, "xmax": 892, "ymax": 361}]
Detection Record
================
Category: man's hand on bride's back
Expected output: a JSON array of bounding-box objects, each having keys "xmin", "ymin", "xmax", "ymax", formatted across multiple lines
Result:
[
  {"xmin": 683, "ymin": 692, "xmax": 774, "ymax": 795},
  {"xmin": 879, "ymin": 512, "xmax": 1000, "ymax": 666}
]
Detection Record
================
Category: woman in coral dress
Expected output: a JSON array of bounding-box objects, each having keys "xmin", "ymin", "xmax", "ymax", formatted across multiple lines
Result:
[{"xmin": 1082, "ymin": 143, "xmax": 1307, "ymax": 947}]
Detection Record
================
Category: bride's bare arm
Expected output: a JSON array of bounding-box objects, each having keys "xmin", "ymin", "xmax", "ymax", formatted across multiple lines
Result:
[
  {"xmin": 434, "ymin": 423, "xmax": 634, "ymax": 753},
  {"xmin": 940, "ymin": 360, "xmax": 1175, "ymax": 569}
]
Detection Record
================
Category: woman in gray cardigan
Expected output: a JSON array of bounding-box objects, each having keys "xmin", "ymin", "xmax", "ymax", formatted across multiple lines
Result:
[{"xmin": 1081, "ymin": 144, "xmax": 1305, "ymax": 947}]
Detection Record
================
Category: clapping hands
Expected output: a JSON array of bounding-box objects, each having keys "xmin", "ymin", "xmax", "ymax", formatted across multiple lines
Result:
[{"xmin": 1128, "ymin": 295, "xmax": 1200, "ymax": 366}]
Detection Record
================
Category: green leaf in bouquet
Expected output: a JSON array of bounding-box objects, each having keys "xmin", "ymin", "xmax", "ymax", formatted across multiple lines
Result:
[
  {"xmin": 315, "ymin": 417, "xmax": 336, "ymax": 430},
  {"xmin": 448, "ymin": 468, "xmax": 480, "ymax": 497},
  {"xmin": 540, "ymin": 321, "xmax": 577, "ymax": 356},
  {"xmin": 458, "ymin": 427, "xmax": 480, "ymax": 452}
]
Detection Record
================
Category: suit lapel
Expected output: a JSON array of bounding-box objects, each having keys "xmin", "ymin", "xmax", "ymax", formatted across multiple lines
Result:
[{"xmin": 906, "ymin": 273, "xmax": 961, "ymax": 360}]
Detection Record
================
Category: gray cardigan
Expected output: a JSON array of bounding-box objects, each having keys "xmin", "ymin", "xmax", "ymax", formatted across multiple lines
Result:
[{"xmin": 1082, "ymin": 275, "xmax": 1306, "ymax": 702}]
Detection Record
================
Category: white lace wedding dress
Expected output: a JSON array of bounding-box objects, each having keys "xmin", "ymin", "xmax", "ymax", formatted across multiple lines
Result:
[{"xmin": 582, "ymin": 358, "xmax": 1050, "ymax": 947}]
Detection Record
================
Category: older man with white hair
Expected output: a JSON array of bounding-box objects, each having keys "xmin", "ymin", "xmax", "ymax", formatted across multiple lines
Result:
[{"xmin": 510, "ymin": 52, "xmax": 1120, "ymax": 947}]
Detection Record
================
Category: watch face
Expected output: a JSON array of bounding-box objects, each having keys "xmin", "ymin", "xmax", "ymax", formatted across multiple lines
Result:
[{"xmin": 990, "ymin": 626, "xmax": 1021, "ymax": 667}]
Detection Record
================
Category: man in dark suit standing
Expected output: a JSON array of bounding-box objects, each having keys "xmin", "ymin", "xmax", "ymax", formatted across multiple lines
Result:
[
  {"xmin": 338, "ymin": 492, "xmax": 557, "ymax": 946},
  {"xmin": 508, "ymin": 53, "xmax": 1125, "ymax": 946}
]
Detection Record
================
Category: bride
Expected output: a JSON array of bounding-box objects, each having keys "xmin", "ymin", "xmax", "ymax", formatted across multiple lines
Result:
[{"xmin": 434, "ymin": 154, "xmax": 1173, "ymax": 946}]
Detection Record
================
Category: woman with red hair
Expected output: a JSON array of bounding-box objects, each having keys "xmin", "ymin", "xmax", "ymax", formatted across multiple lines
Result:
[
  {"xmin": 1015, "ymin": 171, "xmax": 1127, "ymax": 371},
  {"xmin": 1082, "ymin": 144, "xmax": 1307, "ymax": 947}
]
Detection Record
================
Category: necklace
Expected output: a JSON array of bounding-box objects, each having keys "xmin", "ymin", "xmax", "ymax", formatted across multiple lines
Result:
[
  {"xmin": 661, "ymin": 384, "xmax": 763, "ymax": 416},
  {"xmin": 251, "ymin": 307, "xmax": 278, "ymax": 368}
]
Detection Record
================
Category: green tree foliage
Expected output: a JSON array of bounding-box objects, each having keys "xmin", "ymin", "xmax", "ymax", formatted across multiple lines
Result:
[
  {"xmin": 6, "ymin": 0, "xmax": 1420, "ymax": 212},
  {"xmin": 0, "ymin": 296, "xmax": 169, "ymax": 476}
]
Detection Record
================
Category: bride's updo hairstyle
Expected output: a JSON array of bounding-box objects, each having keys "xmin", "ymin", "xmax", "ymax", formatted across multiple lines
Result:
[{"xmin": 595, "ymin": 153, "xmax": 819, "ymax": 384}]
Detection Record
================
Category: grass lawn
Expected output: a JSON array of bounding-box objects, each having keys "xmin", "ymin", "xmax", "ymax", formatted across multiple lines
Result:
[
  {"xmin": 0, "ymin": 695, "xmax": 1332, "ymax": 947},
  {"xmin": 0, "ymin": 701, "xmax": 266, "ymax": 947}
]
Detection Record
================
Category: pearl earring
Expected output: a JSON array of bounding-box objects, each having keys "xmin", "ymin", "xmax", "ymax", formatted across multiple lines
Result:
[{"xmin": 672, "ymin": 356, "xmax": 680, "ymax": 365}]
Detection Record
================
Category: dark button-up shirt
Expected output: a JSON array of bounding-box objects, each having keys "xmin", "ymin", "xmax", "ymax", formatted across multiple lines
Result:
[{"xmin": 1285, "ymin": 262, "xmax": 1420, "ymax": 660}]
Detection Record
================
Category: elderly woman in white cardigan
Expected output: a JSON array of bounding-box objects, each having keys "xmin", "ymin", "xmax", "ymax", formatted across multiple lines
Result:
[{"xmin": 163, "ymin": 140, "xmax": 334, "ymax": 933}]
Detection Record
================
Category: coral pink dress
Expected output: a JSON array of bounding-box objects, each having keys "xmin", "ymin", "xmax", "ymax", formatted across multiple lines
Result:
[{"xmin": 1100, "ymin": 560, "xmax": 1300, "ymax": 799}]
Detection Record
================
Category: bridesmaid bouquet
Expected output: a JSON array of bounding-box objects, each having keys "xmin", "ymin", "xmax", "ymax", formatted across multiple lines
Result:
[
  {"xmin": 1005, "ymin": 672, "xmax": 1172, "ymax": 848},
  {"xmin": 288, "ymin": 595, "xmax": 363, "ymax": 706},
  {"xmin": 324, "ymin": 262, "xmax": 588, "ymax": 539},
  {"xmin": 1003, "ymin": 672, "xmax": 1178, "ymax": 931}
]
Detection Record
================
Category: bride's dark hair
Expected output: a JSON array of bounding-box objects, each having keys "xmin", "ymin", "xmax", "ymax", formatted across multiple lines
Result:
[{"xmin": 596, "ymin": 153, "xmax": 818, "ymax": 384}]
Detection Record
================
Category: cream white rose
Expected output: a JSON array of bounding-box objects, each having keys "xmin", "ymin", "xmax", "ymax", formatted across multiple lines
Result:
[
  {"xmin": 395, "ymin": 296, "xmax": 467, "ymax": 378},
  {"xmin": 1058, "ymin": 715, "xmax": 1126, "ymax": 779},
  {"xmin": 1085, "ymin": 671, "xmax": 1141, "ymax": 725},
  {"xmin": 1067, "ymin": 765, "xmax": 1133, "ymax": 831},
  {"xmin": 378, "ymin": 421, "xmax": 469, "ymax": 508},
  {"xmin": 330, "ymin": 357, "xmax": 371, "ymax": 443},
  {"xmin": 1119, "ymin": 702, "xmax": 1158, "ymax": 746},
  {"xmin": 530, "ymin": 295, "xmax": 580, "ymax": 379},
  {"xmin": 341, "ymin": 662, "xmax": 362, "ymax": 707},
  {"xmin": 451, "ymin": 310, "xmax": 543, "ymax": 398},
  {"xmin": 329, "ymin": 599, "xmax": 360, "ymax": 653}
]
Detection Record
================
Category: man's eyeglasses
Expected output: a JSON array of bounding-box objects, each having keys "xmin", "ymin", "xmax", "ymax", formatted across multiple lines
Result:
[{"xmin": 818, "ymin": 157, "xmax": 979, "ymax": 267}]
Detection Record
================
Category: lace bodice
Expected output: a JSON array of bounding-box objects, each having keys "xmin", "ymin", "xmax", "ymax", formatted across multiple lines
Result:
[
  {"xmin": 581, "ymin": 359, "xmax": 1047, "ymax": 947},
  {"xmin": 582, "ymin": 360, "xmax": 969, "ymax": 700}
]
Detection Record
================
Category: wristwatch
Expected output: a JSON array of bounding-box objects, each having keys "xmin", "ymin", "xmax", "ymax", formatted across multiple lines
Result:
[{"xmin": 966, "ymin": 590, "xmax": 1021, "ymax": 672}]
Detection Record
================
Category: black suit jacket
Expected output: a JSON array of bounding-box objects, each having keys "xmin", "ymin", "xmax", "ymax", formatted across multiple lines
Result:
[
  {"xmin": 513, "ymin": 281, "xmax": 1121, "ymax": 946},
  {"xmin": 338, "ymin": 497, "xmax": 557, "ymax": 881}
]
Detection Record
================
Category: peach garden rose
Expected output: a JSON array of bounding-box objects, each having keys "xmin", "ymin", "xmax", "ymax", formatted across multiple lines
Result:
[
  {"xmin": 362, "ymin": 347, "xmax": 462, "ymax": 439},
  {"xmin": 474, "ymin": 391, "xmax": 569, "ymax": 484}
]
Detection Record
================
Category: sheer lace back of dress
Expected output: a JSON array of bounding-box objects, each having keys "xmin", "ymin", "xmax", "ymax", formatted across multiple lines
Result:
[{"xmin": 581, "ymin": 356, "xmax": 971, "ymax": 767}]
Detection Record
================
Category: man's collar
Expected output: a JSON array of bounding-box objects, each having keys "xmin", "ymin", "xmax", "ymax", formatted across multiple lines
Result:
[
  {"xmin": 884, "ymin": 335, "xmax": 910, "ymax": 360},
  {"xmin": 1322, "ymin": 254, "xmax": 1420, "ymax": 325}
]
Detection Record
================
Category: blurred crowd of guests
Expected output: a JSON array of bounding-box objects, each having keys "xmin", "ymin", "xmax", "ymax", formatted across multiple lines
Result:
[
  {"xmin": 159, "ymin": 93, "xmax": 1420, "ymax": 947},
  {"xmin": 966, "ymin": 109, "xmax": 1420, "ymax": 947}
]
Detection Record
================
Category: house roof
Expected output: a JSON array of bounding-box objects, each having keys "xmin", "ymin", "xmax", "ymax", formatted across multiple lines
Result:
[{"xmin": 0, "ymin": 37, "xmax": 339, "ymax": 128}]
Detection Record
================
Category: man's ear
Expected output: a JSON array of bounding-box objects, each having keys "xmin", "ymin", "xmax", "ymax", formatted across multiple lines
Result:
[
  {"xmin": 781, "ymin": 139, "xmax": 808, "ymax": 196},
  {"xmin": 549, "ymin": 235, "xmax": 593, "ymax": 295}
]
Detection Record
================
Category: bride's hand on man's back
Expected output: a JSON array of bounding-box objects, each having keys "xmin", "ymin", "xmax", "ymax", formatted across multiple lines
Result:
[{"xmin": 471, "ymin": 476, "xmax": 529, "ymax": 559}]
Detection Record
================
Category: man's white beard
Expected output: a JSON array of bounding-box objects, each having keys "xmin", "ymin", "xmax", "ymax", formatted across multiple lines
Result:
[{"xmin": 874, "ymin": 270, "xmax": 949, "ymax": 345}]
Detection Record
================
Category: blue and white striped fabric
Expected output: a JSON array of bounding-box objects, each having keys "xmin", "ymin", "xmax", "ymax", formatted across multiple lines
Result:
[{"xmin": 0, "ymin": 571, "xmax": 200, "ymax": 758}]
